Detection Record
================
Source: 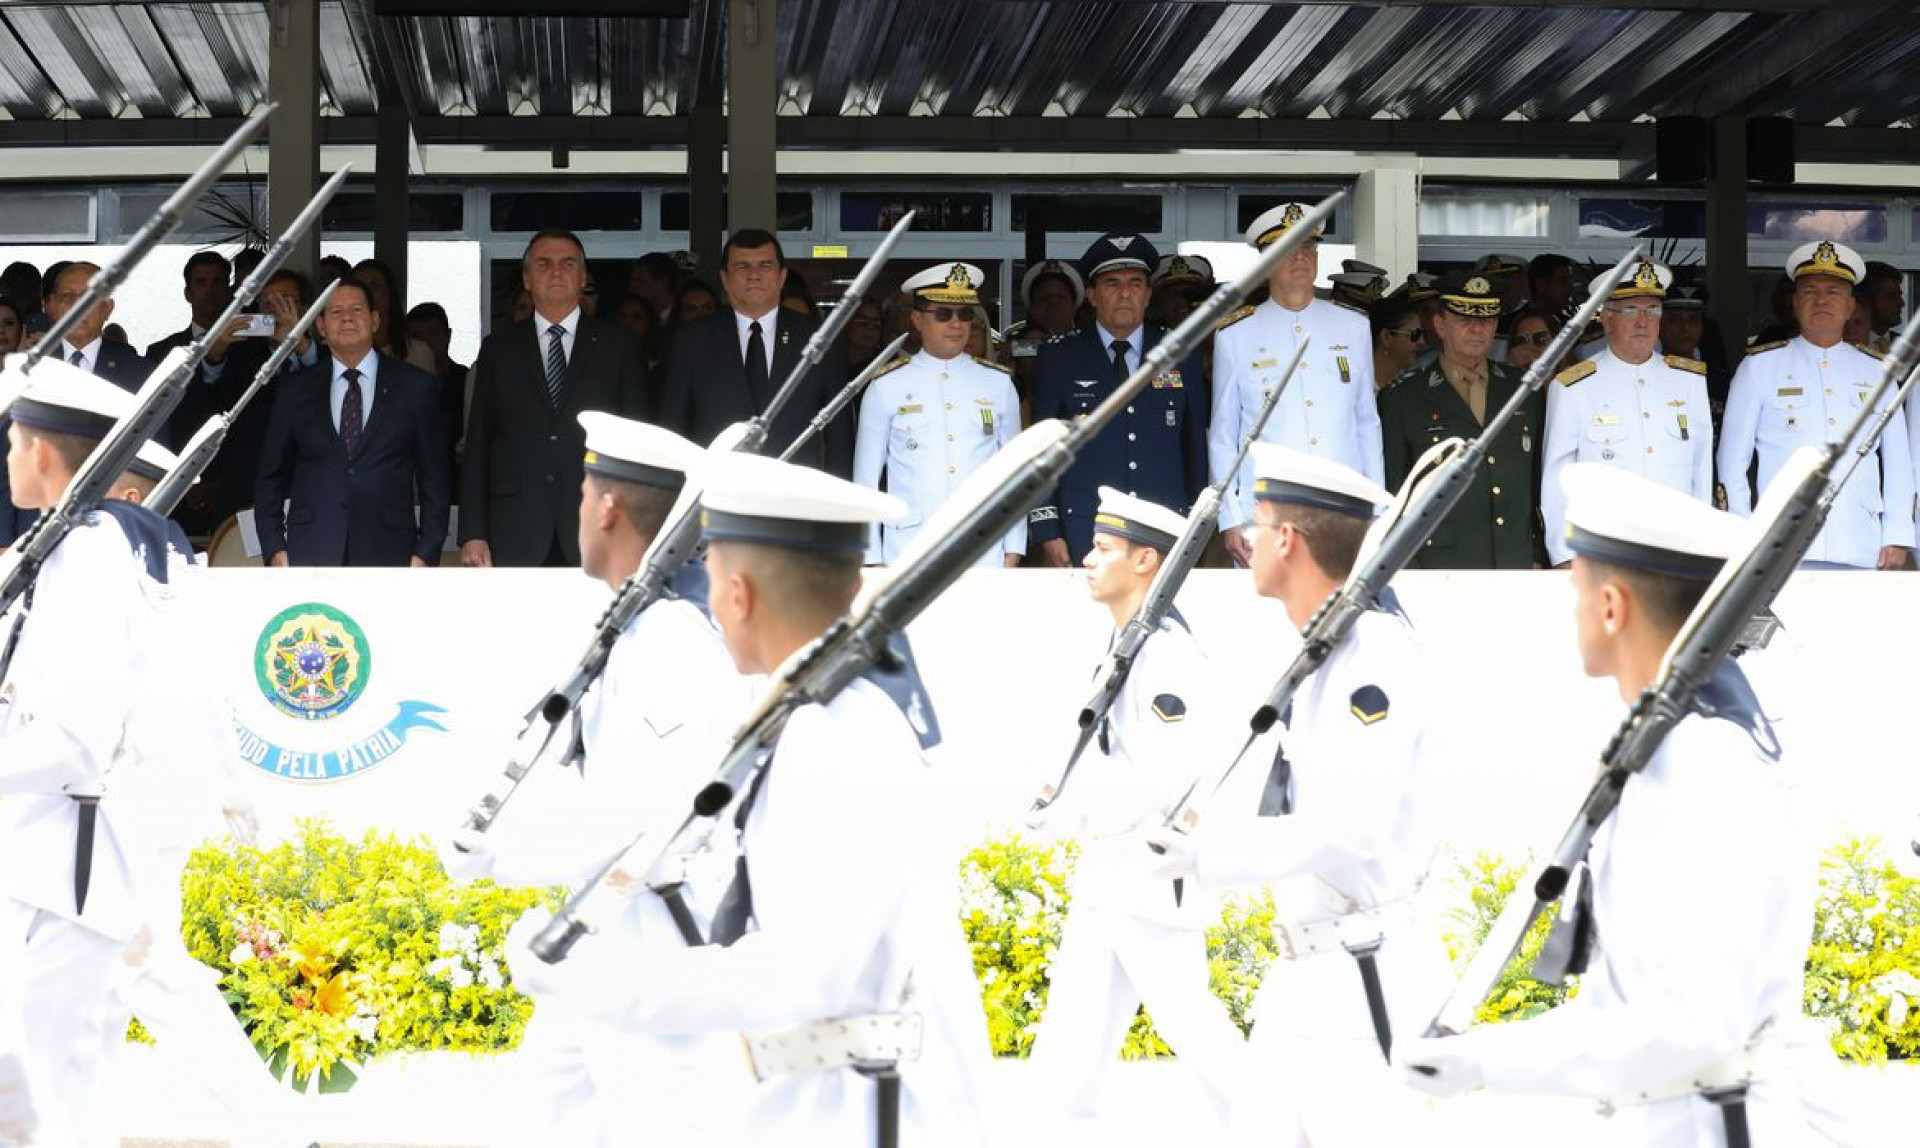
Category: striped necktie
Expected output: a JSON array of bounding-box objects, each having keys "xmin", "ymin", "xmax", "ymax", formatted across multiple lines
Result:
[{"xmin": 544, "ymin": 324, "xmax": 567, "ymax": 408}]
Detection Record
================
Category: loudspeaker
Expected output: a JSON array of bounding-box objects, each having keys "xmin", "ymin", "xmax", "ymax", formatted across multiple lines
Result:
[
  {"xmin": 1655, "ymin": 117, "xmax": 1712, "ymax": 183},
  {"xmin": 1748, "ymin": 117, "xmax": 1796, "ymax": 184}
]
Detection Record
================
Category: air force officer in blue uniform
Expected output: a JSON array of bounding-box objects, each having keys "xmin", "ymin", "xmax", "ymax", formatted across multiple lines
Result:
[{"xmin": 1028, "ymin": 233, "xmax": 1208, "ymax": 565}]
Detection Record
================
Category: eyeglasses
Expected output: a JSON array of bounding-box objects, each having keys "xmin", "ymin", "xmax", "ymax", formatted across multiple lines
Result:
[
  {"xmin": 1512, "ymin": 330, "xmax": 1553, "ymax": 347},
  {"xmin": 849, "ymin": 314, "xmax": 882, "ymax": 327},
  {"xmin": 1604, "ymin": 304, "xmax": 1663, "ymax": 320},
  {"xmin": 917, "ymin": 305, "xmax": 976, "ymax": 324},
  {"xmin": 1385, "ymin": 327, "xmax": 1424, "ymax": 343}
]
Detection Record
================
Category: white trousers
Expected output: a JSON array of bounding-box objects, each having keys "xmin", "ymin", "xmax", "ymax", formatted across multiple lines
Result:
[
  {"xmin": 0, "ymin": 900, "xmax": 120, "ymax": 1147},
  {"xmin": 1029, "ymin": 895, "xmax": 1252, "ymax": 1123}
]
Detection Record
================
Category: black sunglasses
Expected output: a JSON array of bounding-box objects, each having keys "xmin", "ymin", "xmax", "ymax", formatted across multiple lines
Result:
[
  {"xmin": 1385, "ymin": 327, "xmax": 1424, "ymax": 343},
  {"xmin": 917, "ymin": 305, "xmax": 977, "ymax": 324}
]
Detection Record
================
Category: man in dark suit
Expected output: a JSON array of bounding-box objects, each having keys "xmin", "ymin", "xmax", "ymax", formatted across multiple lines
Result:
[
  {"xmin": 1027, "ymin": 233, "xmax": 1208, "ymax": 565},
  {"xmin": 255, "ymin": 275, "xmax": 451, "ymax": 567},
  {"xmin": 42, "ymin": 261, "xmax": 151, "ymax": 392},
  {"xmin": 657, "ymin": 228, "xmax": 852, "ymax": 476},
  {"xmin": 459, "ymin": 229, "xmax": 647, "ymax": 567},
  {"xmin": 145, "ymin": 250, "xmax": 234, "ymax": 361}
]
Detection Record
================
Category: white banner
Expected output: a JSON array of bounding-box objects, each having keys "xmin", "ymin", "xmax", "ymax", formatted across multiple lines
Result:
[{"xmin": 203, "ymin": 568, "xmax": 1917, "ymax": 855}]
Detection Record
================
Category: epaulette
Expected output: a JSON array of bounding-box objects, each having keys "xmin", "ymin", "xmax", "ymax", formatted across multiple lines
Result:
[
  {"xmin": 972, "ymin": 355, "xmax": 1012, "ymax": 374},
  {"xmin": 872, "ymin": 355, "xmax": 912, "ymax": 378},
  {"xmin": 1215, "ymin": 303, "xmax": 1256, "ymax": 332},
  {"xmin": 1555, "ymin": 360, "xmax": 1597, "ymax": 387},
  {"xmin": 1663, "ymin": 354, "xmax": 1707, "ymax": 375},
  {"xmin": 1850, "ymin": 341, "xmax": 1887, "ymax": 361},
  {"xmin": 1745, "ymin": 340, "xmax": 1788, "ymax": 357},
  {"xmin": 1045, "ymin": 331, "xmax": 1073, "ymax": 346}
]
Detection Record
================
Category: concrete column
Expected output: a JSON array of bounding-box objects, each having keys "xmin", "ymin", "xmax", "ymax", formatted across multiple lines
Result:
[
  {"xmin": 690, "ymin": 103, "xmax": 726, "ymax": 277},
  {"xmin": 1706, "ymin": 116, "xmax": 1750, "ymax": 359},
  {"xmin": 727, "ymin": 0, "xmax": 777, "ymax": 234},
  {"xmin": 1353, "ymin": 166, "xmax": 1419, "ymax": 281},
  {"xmin": 267, "ymin": 0, "xmax": 321, "ymax": 277},
  {"xmin": 374, "ymin": 99, "xmax": 411, "ymax": 301}
]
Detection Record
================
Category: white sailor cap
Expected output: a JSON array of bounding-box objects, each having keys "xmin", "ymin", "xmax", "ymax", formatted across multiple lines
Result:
[
  {"xmin": 699, "ymin": 451, "xmax": 905, "ymax": 552},
  {"xmin": 1561, "ymin": 463, "xmax": 1743, "ymax": 580},
  {"xmin": 1021, "ymin": 260, "xmax": 1084, "ymax": 307},
  {"xmin": 1244, "ymin": 202, "xmax": 1323, "ymax": 250},
  {"xmin": 1250, "ymin": 443, "xmax": 1391, "ymax": 520},
  {"xmin": 5, "ymin": 358, "xmax": 136, "ymax": 440},
  {"xmin": 1152, "ymin": 254, "xmax": 1214, "ymax": 288},
  {"xmin": 1093, "ymin": 486, "xmax": 1187, "ymax": 552},
  {"xmin": 127, "ymin": 438, "xmax": 180, "ymax": 484},
  {"xmin": 1786, "ymin": 240, "xmax": 1866, "ymax": 285},
  {"xmin": 1590, "ymin": 258, "xmax": 1672, "ymax": 303},
  {"xmin": 903, "ymin": 262, "xmax": 985, "ymax": 308},
  {"xmin": 578, "ymin": 411, "xmax": 702, "ymax": 492}
]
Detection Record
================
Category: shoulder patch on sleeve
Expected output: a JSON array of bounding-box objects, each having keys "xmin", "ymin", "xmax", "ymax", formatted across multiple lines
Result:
[
  {"xmin": 1850, "ymin": 341, "xmax": 1887, "ymax": 361},
  {"xmin": 1151, "ymin": 693, "xmax": 1187, "ymax": 723},
  {"xmin": 1215, "ymin": 303, "xmax": 1256, "ymax": 332},
  {"xmin": 872, "ymin": 355, "xmax": 912, "ymax": 378},
  {"xmin": 1744, "ymin": 340, "xmax": 1788, "ymax": 357},
  {"xmin": 1349, "ymin": 685, "xmax": 1389, "ymax": 726},
  {"xmin": 972, "ymin": 355, "xmax": 1013, "ymax": 374},
  {"xmin": 1555, "ymin": 360, "xmax": 1597, "ymax": 387},
  {"xmin": 1663, "ymin": 353, "xmax": 1707, "ymax": 375}
]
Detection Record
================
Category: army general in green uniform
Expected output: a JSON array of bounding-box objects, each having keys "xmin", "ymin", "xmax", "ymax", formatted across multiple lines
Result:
[{"xmin": 1377, "ymin": 272, "xmax": 1543, "ymax": 568}]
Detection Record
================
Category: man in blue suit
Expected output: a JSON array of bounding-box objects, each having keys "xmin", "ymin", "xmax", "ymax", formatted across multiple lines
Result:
[
  {"xmin": 41, "ymin": 261, "xmax": 152, "ymax": 392},
  {"xmin": 254, "ymin": 276, "xmax": 451, "ymax": 567},
  {"xmin": 1028, "ymin": 233, "xmax": 1209, "ymax": 565}
]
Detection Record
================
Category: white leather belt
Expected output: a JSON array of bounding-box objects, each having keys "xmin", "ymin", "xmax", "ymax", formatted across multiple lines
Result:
[
  {"xmin": 741, "ymin": 1011, "xmax": 924, "ymax": 1083},
  {"xmin": 1597, "ymin": 1022, "xmax": 1770, "ymax": 1115},
  {"xmin": 1273, "ymin": 899, "xmax": 1408, "ymax": 962}
]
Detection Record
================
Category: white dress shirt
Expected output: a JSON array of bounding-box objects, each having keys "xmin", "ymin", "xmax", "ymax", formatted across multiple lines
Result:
[{"xmin": 328, "ymin": 355, "xmax": 379, "ymax": 431}]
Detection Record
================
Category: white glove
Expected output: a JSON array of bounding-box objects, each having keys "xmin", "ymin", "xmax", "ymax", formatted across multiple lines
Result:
[
  {"xmin": 0, "ymin": 1051, "xmax": 36, "ymax": 1142},
  {"xmin": 1140, "ymin": 829, "xmax": 1200, "ymax": 881},
  {"xmin": 435, "ymin": 827, "xmax": 498, "ymax": 882},
  {"xmin": 502, "ymin": 909, "xmax": 563, "ymax": 1001},
  {"xmin": 1394, "ymin": 1034, "xmax": 1485, "ymax": 1098}
]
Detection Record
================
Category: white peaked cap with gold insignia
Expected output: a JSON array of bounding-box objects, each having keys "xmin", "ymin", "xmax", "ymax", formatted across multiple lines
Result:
[
  {"xmin": 128, "ymin": 438, "xmax": 180, "ymax": 483},
  {"xmin": 1561, "ymin": 463, "xmax": 1743, "ymax": 579},
  {"xmin": 577, "ymin": 410, "xmax": 703, "ymax": 492},
  {"xmin": 903, "ymin": 262, "xmax": 984, "ymax": 307},
  {"xmin": 699, "ymin": 450, "xmax": 905, "ymax": 552},
  {"xmin": 1093, "ymin": 486, "xmax": 1188, "ymax": 552},
  {"xmin": 5, "ymin": 357, "xmax": 137, "ymax": 439},
  {"xmin": 1250, "ymin": 443, "xmax": 1391, "ymax": 520},
  {"xmin": 1021, "ymin": 259, "xmax": 1085, "ymax": 306},
  {"xmin": 1245, "ymin": 202, "xmax": 1324, "ymax": 250},
  {"xmin": 1786, "ymin": 240, "xmax": 1866, "ymax": 285},
  {"xmin": 1152, "ymin": 253, "xmax": 1214, "ymax": 287},
  {"xmin": 1591, "ymin": 258, "xmax": 1673, "ymax": 302}
]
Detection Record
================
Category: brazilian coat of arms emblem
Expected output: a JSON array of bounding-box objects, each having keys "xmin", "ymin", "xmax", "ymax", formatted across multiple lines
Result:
[{"xmin": 254, "ymin": 602, "xmax": 372, "ymax": 721}]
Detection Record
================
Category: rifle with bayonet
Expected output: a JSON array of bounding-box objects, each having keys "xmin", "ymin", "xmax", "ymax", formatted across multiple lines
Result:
[
  {"xmin": 0, "ymin": 109, "xmax": 292, "ymax": 614},
  {"xmin": 528, "ymin": 193, "xmax": 1346, "ymax": 964},
  {"xmin": 455, "ymin": 215, "xmax": 920, "ymax": 936},
  {"xmin": 1418, "ymin": 315, "xmax": 1920, "ymax": 1112},
  {"xmin": 1028, "ymin": 338, "xmax": 1308, "ymax": 821},
  {"xmin": 146, "ymin": 189, "xmax": 352, "ymax": 518},
  {"xmin": 779, "ymin": 332, "xmax": 911, "ymax": 462},
  {"xmin": 1150, "ymin": 246, "xmax": 1647, "ymax": 842}
]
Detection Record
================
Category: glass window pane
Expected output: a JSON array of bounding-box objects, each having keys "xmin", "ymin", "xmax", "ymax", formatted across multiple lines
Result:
[
  {"xmin": 1747, "ymin": 202, "xmax": 1885, "ymax": 244},
  {"xmin": 490, "ymin": 190, "xmax": 642, "ymax": 232},
  {"xmin": 1416, "ymin": 191, "xmax": 1549, "ymax": 238},
  {"xmin": 116, "ymin": 182, "xmax": 266, "ymax": 242},
  {"xmin": 0, "ymin": 191, "xmax": 94, "ymax": 242},
  {"xmin": 323, "ymin": 190, "xmax": 465, "ymax": 233},
  {"xmin": 840, "ymin": 191, "xmax": 991, "ymax": 232},
  {"xmin": 658, "ymin": 192, "xmax": 813, "ymax": 232},
  {"xmin": 1578, "ymin": 198, "xmax": 1706, "ymax": 240},
  {"xmin": 1010, "ymin": 193, "xmax": 1161, "ymax": 234}
]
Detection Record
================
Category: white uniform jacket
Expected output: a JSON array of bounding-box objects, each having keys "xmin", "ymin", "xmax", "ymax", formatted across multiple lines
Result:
[
  {"xmin": 852, "ymin": 351, "xmax": 1024, "ymax": 565},
  {"xmin": 1210, "ymin": 297, "xmax": 1383, "ymax": 530},
  {"xmin": 1716, "ymin": 337, "xmax": 1916, "ymax": 566},
  {"xmin": 1542, "ymin": 349, "xmax": 1715, "ymax": 564},
  {"xmin": 1439, "ymin": 662, "xmax": 1818, "ymax": 1148},
  {"xmin": 0, "ymin": 517, "xmax": 165, "ymax": 943}
]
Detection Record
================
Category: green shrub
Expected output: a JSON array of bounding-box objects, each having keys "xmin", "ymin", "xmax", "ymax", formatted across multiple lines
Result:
[
  {"xmin": 1805, "ymin": 838, "xmax": 1920, "ymax": 1063},
  {"xmin": 1440, "ymin": 851, "xmax": 1574, "ymax": 1025},
  {"xmin": 178, "ymin": 820, "xmax": 556, "ymax": 1092}
]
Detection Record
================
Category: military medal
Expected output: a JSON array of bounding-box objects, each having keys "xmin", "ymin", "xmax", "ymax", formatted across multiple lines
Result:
[
  {"xmin": 980, "ymin": 408, "xmax": 994, "ymax": 435},
  {"xmin": 1337, "ymin": 355, "xmax": 1351, "ymax": 384},
  {"xmin": 1602, "ymin": 448, "xmax": 1615, "ymax": 460},
  {"xmin": 1677, "ymin": 413, "xmax": 1690, "ymax": 441},
  {"xmin": 1166, "ymin": 410, "xmax": 1177, "ymax": 427},
  {"xmin": 1522, "ymin": 426, "xmax": 1533, "ymax": 452}
]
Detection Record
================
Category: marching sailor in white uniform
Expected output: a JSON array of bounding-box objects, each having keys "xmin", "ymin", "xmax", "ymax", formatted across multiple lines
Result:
[
  {"xmin": 445, "ymin": 412, "xmax": 750, "ymax": 1145},
  {"xmin": 1399, "ymin": 464, "xmax": 1833, "ymax": 1148},
  {"xmin": 507, "ymin": 451, "xmax": 991, "ymax": 1148},
  {"xmin": 1542, "ymin": 259, "xmax": 1715, "ymax": 564},
  {"xmin": 1143, "ymin": 446, "xmax": 1450, "ymax": 1147},
  {"xmin": 1716, "ymin": 240, "xmax": 1915, "ymax": 569},
  {"xmin": 853, "ymin": 262, "xmax": 1024, "ymax": 567},
  {"xmin": 0, "ymin": 363, "xmax": 187, "ymax": 1145},
  {"xmin": 1027, "ymin": 488, "xmax": 1252, "ymax": 1127},
  {"xmin": 1211, "ymin": 203, "xmax": 1383, "ymax": 567}
]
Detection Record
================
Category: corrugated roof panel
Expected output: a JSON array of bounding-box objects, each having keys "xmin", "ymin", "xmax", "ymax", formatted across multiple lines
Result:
[
  {"xmin": 112, "ymin": 7, "xmax": 198, "ymax": 118},
  {"xmin": 1159, "ymin": 4, "xmax": 1267, "ymax": 117},
  {"xmin": 0, "ymin": 16, "xmax": 60, "ymax": 119},
  {"xmin": 4, "ymin": 5, "xmax": 125, "ymax": 117},
  {"xmin": 144, "ymin": 3, "xmax": 255, "ymax": 117},
  {"xmin": 320, "ymin": 0, "xmax": 380, "ymax": 115}
]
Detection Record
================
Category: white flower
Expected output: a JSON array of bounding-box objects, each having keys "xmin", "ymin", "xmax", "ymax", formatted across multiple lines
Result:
[
  {"xmin": 448, "ymin": 963, "xmax": 474, "ymax": 990},
  {"xmin": 230, "ymin": 943, "xmax": 256, "ymax": 965},
  {"xmin": 346, "ymin": 1012, "xmax": 379, "ymax": 1041},
  {"xmin": 477, "ymin": 957, "xmax": 504, "ymax": 991},
  {"xmin": 426, "ymin": 955, "xmax": 463, "ymax": 982}
]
